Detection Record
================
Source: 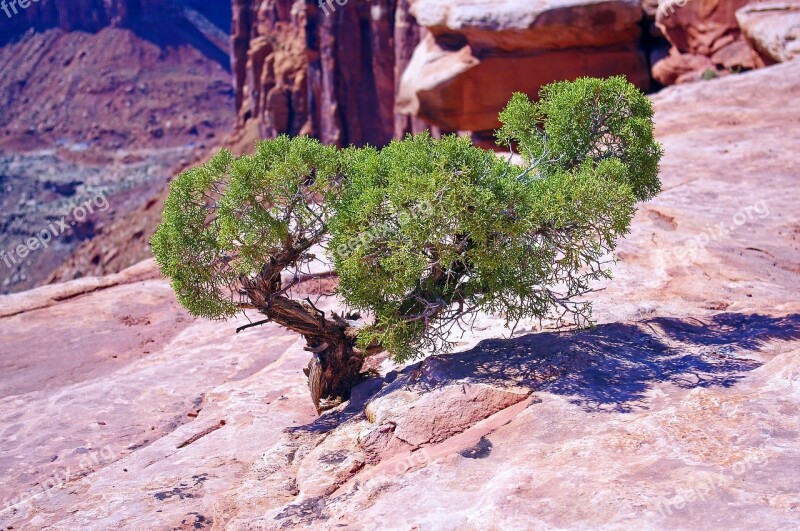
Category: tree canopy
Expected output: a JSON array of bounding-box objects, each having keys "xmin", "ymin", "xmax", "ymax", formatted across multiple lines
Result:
[{"xmin": 152, "ymin": 76, "xmax": 662, "ymax": 409}]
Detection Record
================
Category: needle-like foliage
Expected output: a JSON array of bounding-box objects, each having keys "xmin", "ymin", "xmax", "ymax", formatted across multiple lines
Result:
[
  {"xmin": 151, "ymin": 136, "xmax": 339, "ymax": 318},
  {"xmin": 332, "ymin": 76, "xmax": 661, "ymax": 361}
]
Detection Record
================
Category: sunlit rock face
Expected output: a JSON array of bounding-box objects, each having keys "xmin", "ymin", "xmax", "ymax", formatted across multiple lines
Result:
[
  {"xmin": 736, "ymin": 0, "xmax": 800, "ymax": 64},
  {"xmin": 397, "ymin": 0, "xmax": 650, "ymax": 132},
  {"xmin": 231, "ymin": 0, "xmax": 425, "ymax": 148}
]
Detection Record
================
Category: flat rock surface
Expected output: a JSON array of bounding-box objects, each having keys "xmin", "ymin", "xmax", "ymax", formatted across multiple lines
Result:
[
  {"xmin": 1, "ymin": 61, "xmax": 800, "ymax": 529},
  {"xmin": 409, "ymin": 0, "xmax": 644, "ymax": 50}
]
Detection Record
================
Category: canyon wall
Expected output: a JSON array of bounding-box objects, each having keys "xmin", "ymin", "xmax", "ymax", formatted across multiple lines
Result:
[
  {"xmin": 397, "ymin": 0, "xmax": 652, "ymax": 133},
  {"xmin": 232, "ymin": 0, "xmax": 784, "ymax": 146},
  {"xmin": 4, "ymin": 0, "xmax": 780, "ymax": 148},
  {"xmin": 232, "ymin": 0, "xmax": 654, "ymax": 146},
  {"xmin": 231, "ymin": 0, "xmax": 428, "ymax": 147},
  {"xmin": 0, "ymin": 0, "xmax": 154, "ymax": 38}
]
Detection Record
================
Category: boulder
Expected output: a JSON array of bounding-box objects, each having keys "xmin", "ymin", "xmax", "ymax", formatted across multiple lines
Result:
[
  {"xmin": 365, "ymin": 379, "xmax": 530, "ymax": 447},
  {"xmin": 653, "ymin": 0, "xmax": 762, "ymax": 84},
  {"xmin": 397, "ymin": 0, "xmax": 649, "ymax": 132},
  {"xmin": 656, "ymin": 0, "xmax": 750, "ymax": 55},
  {"xmin": 652, "ymin": 49, "xmax": 716, "ymax": 84},
  {"xmin": 737, "ymin": 1, "xmax": 800, "ymax": 63},
  {"xmin": 408, "ymin": 0, "xmax": 644, "ymax": 51}
]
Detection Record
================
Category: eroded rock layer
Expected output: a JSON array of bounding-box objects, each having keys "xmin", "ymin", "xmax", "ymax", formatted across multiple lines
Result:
[{"xmin": 397, "ymin": 0, "xmax": 651, "ymax": 131}]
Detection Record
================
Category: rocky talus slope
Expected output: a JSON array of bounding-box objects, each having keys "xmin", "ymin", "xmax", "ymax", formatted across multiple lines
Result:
[
  {"xmin": 0, "ymin": 1, "xmax": 234, "ymax": 294},
  {"xmin": 1, "ymin": 61, "xmax": 799, "ymax": 529}
]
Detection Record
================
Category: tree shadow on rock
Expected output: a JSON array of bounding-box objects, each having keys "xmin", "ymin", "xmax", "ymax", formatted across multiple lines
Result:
[
  {"xmin": 403, "ymin": 313, "xmax": 800, "ymax": 413},
  {"xmin": 291, "ymin": 376, "xmax": 384, "ymax": 435},
  {"xmin": 293, "ymin": 313, "xmax": 800, "ymax": 433}
]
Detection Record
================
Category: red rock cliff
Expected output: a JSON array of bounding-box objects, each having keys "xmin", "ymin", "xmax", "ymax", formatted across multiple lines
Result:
[
  {"xmin": 232, "ymin": 0, "xmax": 423, "ymax": 147},
  {"xmin": 231, "ymin": 0, "xmax": 656, "ymax": 146}
]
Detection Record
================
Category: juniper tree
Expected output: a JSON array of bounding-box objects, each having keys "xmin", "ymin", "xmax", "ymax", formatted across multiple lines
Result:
[{"xmin": 152, "ymin": 76, "xmax": 662, "ymax": 413}]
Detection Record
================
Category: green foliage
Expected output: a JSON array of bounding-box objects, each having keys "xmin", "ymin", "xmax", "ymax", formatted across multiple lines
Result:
[
  {"xmin": 151, "ymin": 148, "xmax": 238, "ymax": 319},
  {"xmin": 497, "ymin": 76, "xmax": 662, "ymax": 201},
  {"xmin": 151, "ymin": 136, "xmax": 339, "ymax": 318},
  {"xmin": 331, "ymin": 136, "xmax": 640, "ymax": 360},
  {"xmin": 153, "ymin": 76, "xmax": 662, "ymax": 363}
]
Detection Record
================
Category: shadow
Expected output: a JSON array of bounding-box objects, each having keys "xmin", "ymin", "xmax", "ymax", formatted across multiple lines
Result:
[
  {"xmin": 290, "ymin": 377, "xmax": 384, "ymax": 435},
  {"xmin": 292, "ymin": 313, "xmax": 800, "ymax": 433},
  {"xmin": 178, "ymin": 0, "xmax": 232, "ymax": 33},
  {"xmin": 0, "ymin": 2, "xmax": 232, "ymax": 69}
]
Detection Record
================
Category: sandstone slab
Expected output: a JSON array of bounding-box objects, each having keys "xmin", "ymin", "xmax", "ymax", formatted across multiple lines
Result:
[
  {"xmin": 737, "ymin": 0, "xmax": 800, "ymax": 63},
  {"xmin": 409, "ymin": 0, "xmax": 644, "ymax": 52}
]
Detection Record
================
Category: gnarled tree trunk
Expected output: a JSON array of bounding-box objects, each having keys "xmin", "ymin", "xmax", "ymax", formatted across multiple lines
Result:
[
  {"xmin": 240, "ymin": 254, "xmax": 365, "ymax": 413},
  {"xmin": 303, "ymin": 332, "xmax": 363, "ymax": 413}
]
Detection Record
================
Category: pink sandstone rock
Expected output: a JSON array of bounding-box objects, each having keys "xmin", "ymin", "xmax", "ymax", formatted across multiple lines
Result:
[
  {"xmin": 736, "ymin": 0, "xmax": 800, "ymax": 63},
  {"xmin": 652, "ymin": 48, "xmax": 716, "ymax": 84},
  {"xmin": 397, "ymin": 0, "xmax": 650, "ymax": 131},
  {"xmin": 653, "ymin": 0, "xmax": 763, "ymax": 83},
  {"xmin": 1, "ymin": 60, "xmax": 800, "ymax": 530},
  {"xmin": 231, "ymin": 0, "xmax": 419, "ymax": 147},
  {"xmin": 408, "ymin": 0, "xmax": 645, "ymax": 51}
]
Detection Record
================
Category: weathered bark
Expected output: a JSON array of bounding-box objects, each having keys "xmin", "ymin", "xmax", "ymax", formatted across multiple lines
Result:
[
  {"xmin": 240, "ymin": 247, "xmax": 364, "ymax": 413},
  {"xmin": 303, "ymin": 331, "xmax": 363, "ymax": 412}
]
